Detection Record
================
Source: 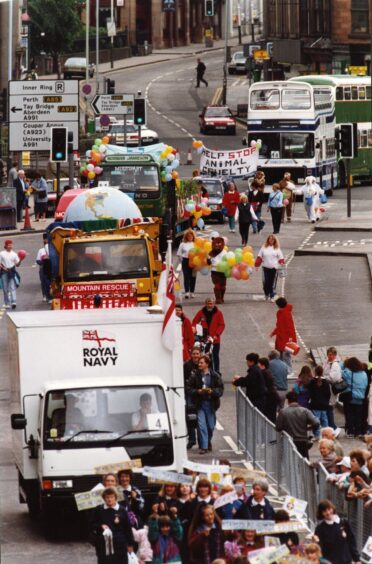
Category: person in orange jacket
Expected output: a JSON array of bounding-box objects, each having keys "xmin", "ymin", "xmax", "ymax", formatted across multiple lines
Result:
[
  {"xmin": 222, "ymin": 181, "xmax": 240, "ymax": 233},
  {"xmin": 270, "ymin": 297, "xmax": 297, "ymax": 372},
  {"xmin": 192, "ymin": 298, "xmax": 225, "ymax": 373},
  {"xmin": 175, "ymin": 304, "xmax": 195, "ymax": 362}
]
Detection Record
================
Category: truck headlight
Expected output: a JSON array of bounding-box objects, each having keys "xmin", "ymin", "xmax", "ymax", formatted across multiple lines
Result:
[{"xmin": 52, "ymin": 479, "xmax": 73, "ymax": 489}]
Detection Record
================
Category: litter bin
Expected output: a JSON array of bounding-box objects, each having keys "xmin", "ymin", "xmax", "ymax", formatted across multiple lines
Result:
[
  {"xmin": 204, "ymin": 29, "xmax": 214, "ymax": 48},
  {"xmin": 0, "ymin": 207, "xmax": 16, "ymax": 230}
]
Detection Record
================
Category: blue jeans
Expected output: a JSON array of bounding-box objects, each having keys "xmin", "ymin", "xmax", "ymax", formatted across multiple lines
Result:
[
  {"xmin": 312, "ymin": 410, "xmax": 328, "ymax": 437},
  {"xmin": 326, "ymin": 406, "xmax": 336, "ymax": 430},
  {"xmin": 262, "ymin": 267, "xmax": 278, "ymax": 298},
  {"xmin": 1, "ymin": 272, "xmax": 17, "ymax": 306},
  {"xmin": 197, "ymin": 400, "xmax": 216, "ymax": 449},
  {"xmin": 251, "ymin": 209, "xmax": 261, "ymax": 233},
  {"xmin": 228, "ymin": 216, "xmax": 236, "ymax": 230}
]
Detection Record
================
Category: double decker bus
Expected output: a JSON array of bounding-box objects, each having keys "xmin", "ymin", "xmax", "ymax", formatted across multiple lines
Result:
[
  {"xmin": 290, "ymin": 75, "xmax": 372, "ymax": 185},
  {"xmin": 247, "ymin": 81, "xmax": 337, "ymax": 192}
]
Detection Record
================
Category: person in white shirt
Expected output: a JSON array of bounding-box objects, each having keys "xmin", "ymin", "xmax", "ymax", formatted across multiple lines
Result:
[
  {"xmin": 254, "ymin": 235, "xmax": 285, "ymax": 301},
  {"xmin": 322, "ymin": 346, "xmax": 342, "ymax": 436},
  {"xmin": 0, "ymin": 239, "xmax": 24, "ymax": 309},
  {"xmin": 36, "ymin": 233, "xmax": 52, "ymax": 302},
  {"xmin": 177, "ymin": 228, "xmax": 197, "ymax": 299}
]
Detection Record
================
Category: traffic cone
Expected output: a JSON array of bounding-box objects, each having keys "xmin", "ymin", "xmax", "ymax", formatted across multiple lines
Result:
[
  {"xmin": 21, "ymin": 206, "xmax": 35, "ymax": 231},
  {"xmin": 186, "ymin": 147, "xmax": 193, "ymax": 165}
]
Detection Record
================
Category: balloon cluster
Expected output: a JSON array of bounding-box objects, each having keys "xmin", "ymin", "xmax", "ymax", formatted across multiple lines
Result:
[
  {"xmin": 192, "ymin": 139, "xmax": 204, "ymax": 155},
  {"xmin": 184, "ymin": 197, "xmax": 212, "ymax": 229},
  {"xmin": 216, "ymin": 246, "xmax": 255, "ymax": 280},
  {"xmin": 250, "ymin": 139, "xmax": 262, "ymax": 150},
  {"xmin": 80, "ymin": 137, "xmax": 110, "ymax": 180},
  {"xmin": 188, "ymin": 238, "xmax": 255, "ymax": 281},
  {"xmin": 188, "ymin": 237, "xmax": 213, "ymax": 274},
  {"xmin": 159, "ymin": 146, "xmax": 180, "ymax": 182}
]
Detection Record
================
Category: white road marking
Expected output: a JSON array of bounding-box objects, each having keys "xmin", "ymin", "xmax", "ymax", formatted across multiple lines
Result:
[
  {"xmin": 223, "ymin": 435, "xmax": 243, "ymax": 454},
  {"xmin": 216, "ymin": 420, "xmax": 224, "ymax": 431}
]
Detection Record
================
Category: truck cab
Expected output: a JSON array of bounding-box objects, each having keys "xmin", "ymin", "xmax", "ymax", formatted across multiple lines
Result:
[
  {"xmin": 9, "ymin": 309, "xmax": 186, "ymax": 528},
  {"xmin": 50, "ymin": 220, "xmax": 162, "ymax": 309}
]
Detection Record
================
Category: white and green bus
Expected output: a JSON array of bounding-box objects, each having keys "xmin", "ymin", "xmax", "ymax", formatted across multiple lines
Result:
[{"xmin": 290, "ymin": 75, "xmax": 372, "ymax": 186}]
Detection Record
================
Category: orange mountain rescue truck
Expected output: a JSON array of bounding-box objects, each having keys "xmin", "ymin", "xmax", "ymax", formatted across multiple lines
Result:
[{"xmin": 49, "ymin": 218, "xmax": 162, "ymax": 309}]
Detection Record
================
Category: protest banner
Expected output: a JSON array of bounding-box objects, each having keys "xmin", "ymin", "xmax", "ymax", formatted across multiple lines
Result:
[
  {"xmin": 213, "ymin": 490, "xmax": 238, "ymax": 509},
  {"xmin": 362, "ymin": 535, "xmax": 372, "ymax": 562},
  {"xmin": 94, "ymin": 458, "xmax": 142, "ymax": 474},
  {"xmin": 75, "ymin": 490, "xmax": 106, "ymax": 511},
  {"xmin": 199, "ymin": 146, "xmax": 258, "ymax": 177},
  {"xmin": 142, "ymin": 467, "xmax": 192, "ymax": 485},
  {"xmin": 248, "ymin": 544, "xmax": 289, "ymax": 564},
  {"xmin": 182, "ymin": 459, "xmax": 230, "ymax": 475},
  {"xmin": 283, "ymin": 495, "xmax": 308, "ymax": 517},
  {"xmin": 222, "ymin": 519, "xmax": 275, "ymax": 532}
]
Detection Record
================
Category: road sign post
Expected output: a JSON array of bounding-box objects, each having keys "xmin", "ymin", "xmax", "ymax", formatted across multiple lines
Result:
[
  {"xmin": 8, "ymin": 80, "xmax": 79, "ymax": 152},
  {"xmin": 91, "ymin": 94, "xmax": 134, "ymax": 116}
]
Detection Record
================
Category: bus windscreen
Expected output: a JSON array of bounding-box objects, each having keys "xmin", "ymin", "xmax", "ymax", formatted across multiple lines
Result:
[{"xmin": 100, "ymin": 165, "xmax": 160, "ymax": 193}]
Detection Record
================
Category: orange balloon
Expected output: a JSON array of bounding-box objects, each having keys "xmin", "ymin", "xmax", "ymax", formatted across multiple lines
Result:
[
  {"xmin": 102, "ymin": 136, "xmax": 109, "ymax": 144},
  {"xmin": 171, "ymin": 170, "xmax": 179, "ymax": 180},
  {"xmin": 192, "ymin": 140, "xmax": 199, "ymax": 149},
  {"xmin": 241, "ymin": 270, "xmax": 249, "ymax": 280}
]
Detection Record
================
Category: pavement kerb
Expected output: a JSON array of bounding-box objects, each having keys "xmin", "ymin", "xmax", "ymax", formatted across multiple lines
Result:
[
  {"xmin": 367, "ymin": 254, "xmax": 372, "ymax": 281},
  {"xmin": 315, "ymin": 225, "xmax": 372, "ymax": 232},
  {"xmin": 0, "ymin": 228, "xmax": 48, "ymax": 238}
]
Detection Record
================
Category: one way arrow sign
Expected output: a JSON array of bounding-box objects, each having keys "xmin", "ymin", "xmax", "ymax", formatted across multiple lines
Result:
[{"xmin": 91, "ymin": 93, "xmax": 134, "ymax": 116}]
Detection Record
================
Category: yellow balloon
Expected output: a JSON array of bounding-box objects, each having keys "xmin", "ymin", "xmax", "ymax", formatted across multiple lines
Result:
[
  {"xmin": 242, "ymin": 252, "xmax": 253, "ymax": 264},
  {"xmin": 160, "ymin": 151, "xmax": 167, "ymax": 159},
  {"xmin": 165, "ymin": 146, "xmax": 173, "ymax": 155},
  {"xmin": 195, "ymin": 238, "xmax": 205, "ymax": 248},
  {"xmin": 193, "ymin": 256, "xmax": 201, "ymax": 267},
  {"xmin": 227, "ymin": 256, "xmax": 236, "ymax": 267},
  {"xmin": 88, "ymin": 171, "xmax": 96, "ymax": 179},
  {"xmin": 204, "ymin": 241, "xmax": 212, "ymax": 252},
  {"xmin": 224, "ymin": 246, "xmax": 228, "ymax": 251},
  {"xmin": 176, "ymin": 179, "xmax": 181, "ymax": 189},
  {"xmin": 246, "ymin": 256, "xmax": 254, "ymax": 267},
  {"xmin": 194, "ymin": 210, "xmax": 203, "ymax": 220},
  {"xmin": 243, "ymin": 245, "xmax": 253, "ymax": 254}
]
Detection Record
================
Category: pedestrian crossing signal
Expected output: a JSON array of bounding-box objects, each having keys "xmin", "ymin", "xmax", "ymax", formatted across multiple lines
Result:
[
  {"xmin": 205, "ymin": 0, "xmax": 214, "ymax": 16},
  {"xmin": 51, "ymin": 127, "xmax": 67, "ymax": 163}
]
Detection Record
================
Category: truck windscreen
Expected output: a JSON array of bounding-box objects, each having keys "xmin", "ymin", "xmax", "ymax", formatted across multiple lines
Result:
[
  {"xmin": 100, "ymin": 165, "xmax": 160, "ymax": 195},
  {"xmin": 63, "ymin": 239, "xmax": 150, "ymax": 282},
  {"xmin": 44, "ymin": 385, "xmax": 173, "ymax": 466}
]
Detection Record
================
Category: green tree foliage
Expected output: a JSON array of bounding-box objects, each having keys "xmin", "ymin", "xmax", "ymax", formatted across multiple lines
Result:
[{"xmin": 29, "ymin": 0, "xmax": 83, "ymax": 59}]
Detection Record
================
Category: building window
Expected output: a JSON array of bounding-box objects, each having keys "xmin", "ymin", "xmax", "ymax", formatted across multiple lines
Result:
[{"xmin": 351, "ymin": 0, "xmax": 369, "ymax": 34}]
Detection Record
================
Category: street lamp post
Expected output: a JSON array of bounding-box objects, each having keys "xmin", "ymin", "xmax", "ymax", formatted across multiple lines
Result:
[
  {"xmin": 8, "ymin": 0, "xmax": 13, "ymax": 81},
  {"xmin": 85, "ymin": 0, "xmax": 90, "ymax": 83},
  {"xmin": 96, "ymin": 0, "xmax": 100, "ymax": 92},
  {"xmin": 222, "ymin": 0, "xmax": 229, "ymax": 105}
]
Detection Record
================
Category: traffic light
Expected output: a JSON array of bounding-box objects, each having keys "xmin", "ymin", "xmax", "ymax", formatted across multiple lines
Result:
[
  {"xmin": 0, "ymin": 88, "xmax": 7, "ymax": 121},
  {"xmin": 134, "ymin": 98, "xmax": 146, "ymax": 125},
  {"xmin": 51, "ymin": 127, "xmax": 67, "ymax": 162},
  {"xmin": 339, "ymin": 123, "xmax": 358, "ymax": 159},
  {"xmin": 106, "ymin": 79, "xmax": 115, "ymax": 94},
  {"xmin": 205, "ymin": 0, "xmax": 214, "ymax": 16}
]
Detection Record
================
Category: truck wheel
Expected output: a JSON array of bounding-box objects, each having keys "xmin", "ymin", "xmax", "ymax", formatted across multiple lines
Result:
[{"xmin": 27, "ymin": 490, "xmax": 41, "ymax": 517}]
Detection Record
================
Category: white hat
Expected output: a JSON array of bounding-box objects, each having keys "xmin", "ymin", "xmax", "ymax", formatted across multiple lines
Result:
[{"xmin": 336, "ymin": 456, "xmax": 351, "ymax": 469}]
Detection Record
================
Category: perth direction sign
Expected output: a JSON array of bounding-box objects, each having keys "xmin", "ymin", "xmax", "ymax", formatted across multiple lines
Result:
[
  {"xmin": 8, "ymin": 80, "xmax": 79, "ymax": 151},
  {"xmin": 91, "ymin": 93, "xmax": 134, "ymax": 116}
]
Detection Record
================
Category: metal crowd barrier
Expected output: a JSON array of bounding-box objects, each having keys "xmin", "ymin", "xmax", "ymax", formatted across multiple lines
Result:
[
  {"xmin": 318, "ymin": 462, "xmax": 372, "ymax": 552},
  {"xmin": 236, "ymin": 388, "xmax": 372, "ymax": 541}
]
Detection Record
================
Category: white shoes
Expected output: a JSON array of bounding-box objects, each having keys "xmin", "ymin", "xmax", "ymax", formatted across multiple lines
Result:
[
  {"xmin": 42, "ymin": 297, "xmax": 47, "ymax": 302},
  {"xmin": 190, "ymin": 293, "xmax": 195, "ymax": 298},
  {"xmin": 334, "ymin": 427, "xmax": 341, "ymax": 438},
  {"xmin": 184, "ymin": 292, "xmax": 190, "ymax": 299}
]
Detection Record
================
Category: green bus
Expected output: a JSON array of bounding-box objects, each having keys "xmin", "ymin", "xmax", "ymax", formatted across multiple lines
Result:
[{"xmin": 289, "ymin": 75, "xmax": 372, "ymax": 186}]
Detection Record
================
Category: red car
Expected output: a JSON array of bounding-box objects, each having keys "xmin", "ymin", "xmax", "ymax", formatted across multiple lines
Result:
[{"xmin": 199, "ymin": 105, "xmax": 236, "ymax": 135}]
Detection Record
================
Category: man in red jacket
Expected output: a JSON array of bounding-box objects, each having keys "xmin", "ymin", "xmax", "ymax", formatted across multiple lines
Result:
[
  {"xmin": 192, "ymin": 297, "xmax": 225, "ymax": 373},
  {"xmin": 270, "ymin": 297, "xmax": 297, "ymax": 373},
  {"xmin": 175, "ymin": 304, "xmax": 194, "ymax": 362}
]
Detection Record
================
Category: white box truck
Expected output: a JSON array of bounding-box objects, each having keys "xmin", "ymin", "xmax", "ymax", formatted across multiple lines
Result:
[{"xmin": 8, "ymin": 308, "xmax": 186, "ymax": 522}]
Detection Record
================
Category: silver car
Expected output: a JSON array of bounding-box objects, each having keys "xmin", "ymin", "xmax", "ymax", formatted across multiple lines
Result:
[
  {"xmin": 228, "ymin": 51, "xmax": 247, "ymax": 74},
  {"xmin": 63, "ymin": 57, "xmax": 95, "ymax": 80}
]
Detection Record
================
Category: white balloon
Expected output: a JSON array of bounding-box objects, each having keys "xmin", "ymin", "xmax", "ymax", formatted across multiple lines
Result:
[{"xmin": 87, "ymin": 164, "xmax": 95, "ymax": 172}]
